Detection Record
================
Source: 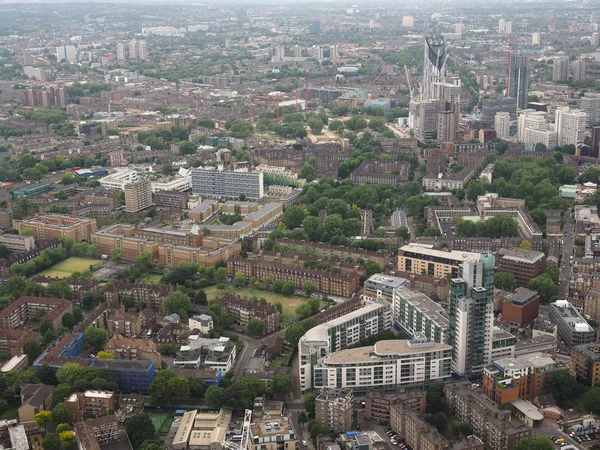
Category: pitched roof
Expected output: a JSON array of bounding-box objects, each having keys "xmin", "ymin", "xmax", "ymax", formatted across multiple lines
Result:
[{"xmin": 20, "ymin": 384, "xmax": 53, "ymax": 408}]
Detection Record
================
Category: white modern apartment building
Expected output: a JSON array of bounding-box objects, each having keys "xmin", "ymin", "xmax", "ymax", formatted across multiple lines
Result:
[
  {"xmin": 299, "ymin": 300, "xmax": 392, "ymax": 391},
  {"xmin": 402, "ymin": 16, "xmax": 414, "ymax": 27},
  {"xmin": 150, "ymin": 176, "xmax": 191, "ymax": 193},
  {"xmin": 517, "ymin": 110, "xmax": 557, "ymax": 149},
  {"xmin": 494, "ymin": 112, "xmax": 510, "ymax": 140},
  {"xmin": 312, "ymin": 339, "xmax": 452, "ymax": 391},
  {"xmin": 392, "ymin": 287, "xmax": 449, "ymax": 344},
  {"xmin": 191, "ymin": 168, "xmax": 264, "ymax": 199},
  {"xmin": 556, "ymin": 107, "xmax": 587, "ymax": 147},
  {"xmin": 99, "ymin": 169, "xmax": 139, "ymax": 190}
]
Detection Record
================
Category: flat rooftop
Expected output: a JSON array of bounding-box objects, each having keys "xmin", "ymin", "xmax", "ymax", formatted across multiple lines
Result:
[
  {"xmin": 324, "ymin": 340, "xmax": 451, "ymax": 364},
  {"xmin": 399, "ymin": 243, "xmax": 481, "ymax": 262}
]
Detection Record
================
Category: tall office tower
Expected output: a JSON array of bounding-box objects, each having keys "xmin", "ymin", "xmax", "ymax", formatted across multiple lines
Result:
[
  {"xmin": 494, "ymin": 112, "xmax": 511, "ymax": 139},
  {"xmin": 117, "ymin": 43, "xmax": 126, "ymax": 61},
  {"xmin": 505, "ymin": 22, "xmax": 513, "ymax": 35},
  {"xmin": 124, "ymin": 180, "xmax": 152, "ymax": 213},
  {"xmin": 437, "ymin": 111, "xmax": 456, "ymax": 143},
  {"xmin": 552, "ymin": 56, "xmax": 569, "ymax": 81},
  {"xmin": 330, "ymin": 45, "xmax": 339, "ymax": 59},
  {"xmin": 422, "ymin": 35, "xmax": 448, "ymax": 102},
  {"xmin": 369, "ymin": 20, "xmax": 375, "ymax": 29},
  {"xmin": 592, "ymin": 32, "xmax": 600, "ymax": 48},
  {"xmin": 531, "ymin": 33, "xmax": 541, "ymax": 45},
  {"xmin": 556, "ymin": 107, "xmax": 587, "ymax": 147},
  {"xmin": 591, "ymin": 126, "xmax": 600, "ymax": 159},
  {"xmin": 402, "ymin": 16, "xmax": 414, "ymax": 27},
  {"xmin": 448, "ymin": 254, "xmax": 495, "ymax": 377},
  {"xmin": 581, "ymin": 94, "xmax": 600, "ymax": 127},
  {"xmin": 129, "ymin": 40, "xmax": 138, "ymax": 60},
  {"xmin": 138, "ymin": 41, "xmax": 148, "ymax": 60},
  {"xmin": 498, "ymin": 18, "xmax": 506, "ymax": 32},
  {"xmin": 572, "ymin": 57, "xmax": 587, "ymax": 81},
  {"xmin": 508, "ymin": 53, "xmax": 529, "ymax": 110}
]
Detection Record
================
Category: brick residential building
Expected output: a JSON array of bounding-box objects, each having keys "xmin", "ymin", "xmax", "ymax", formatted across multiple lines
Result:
[
  {"xmin": 13, "ymin": 214, "xmax": 97, "ymax": 243},
  {"xmin": 154, "ymin": 190, "xmax": 190, "ymax": 210},
  {"xmin": 104, "ymin": 334, "xmax": 162, "ymax": 368},
  {"xmin": 445, "ymin": 381, "xmax": 532, "ymax": 450},
  {"xmin": 74, "ymin": 415, "xmax": 124, "ymax": 450},
  {"xmin": 217, "ymin": 295, "xmax": 280, "ymax": 334},
  {"xmin": 65, "ymin": 390, "xmax": 116, "ymax": 422},
  {"xmin": 364, "ymin": 390, "xmax": 426, "ymax": 422},
  {"xmin": 498, "ymin": 248, "xmax": 547, "ymax": 287},
  {"xmin": 227, "ymin": 257, "xmax": 360, "ymax": 297},
  {"xmin": 104, "ymin": 282, "xmax": 177, "ymax": 309},
  {"xmin": 0, "ymin": 329, "xmax": 41, "ymax": 356},
  {"xmin": 500, "ymin": 287, "xmax": 540, "ymax": 326},
  {"xmin": 572, "ymin": 343, "xmax": 600, "ymax": 387},
  {"xmin": 315, "ymin": 388, "xmax": 354, "ymax": 433},
  {"xmin": 482, "ymin": 352, "xmax": 568, "ymax": 405},
  {"xmin": 350, "ymin": 161, "xmax": 410, "ymax": 186},
  {"xmin": 0, "ymin": 296, "xmax": 73, "ymax": 331}
]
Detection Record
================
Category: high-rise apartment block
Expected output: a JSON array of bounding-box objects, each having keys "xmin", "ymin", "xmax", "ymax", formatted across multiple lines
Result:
[
  {"xmin": 531, "ymin": 32, "xmax": 541, "ymax": 45},
  {"xmin": 437, "ymin": 110, "xmax": 456, "ymax": 143},
  {"xmin": 498, "ymin": 18, "xmax": 506, "ymax": 32},
  {"xmin": 592, "ymin": 32, "xmax": 600, "ymax": 48},
  {"xmin": 315, "ymin": 388, "xmax": 354, "ymax": 433},
  {"xmin": 556, "ymin": 107, "xmax": 587, "ymax": 146},
  {"xmin": 552, "ymin": 56, "xmax": 569, "ymax": 81},
  {"xmin": 592, "ymin": 126, "xmax": 600, "ymax": 159},
  {"xmin": 494, "ymin": 112, "xmax": 510, "ymax": 139},
  {"xmin": 504, "ymin": 21, "xmax": 513, "ymax": 34},
  {"xmin": 129, "ymin": 40, "xmax": 138, "ymax": 60},
  {"xmin": 124, "ymin": 180, "xmax": 153, "ymax": 213},
  {"xmin": 448, "ymin": 254, "xmax": 495, "ymax": 377},
  {"xmin": 127, "ymin": 40, "xmax": 148, "ymax": 60},
  {"xmin": 402, "ymin": 16, "xmax": 414, "ymax": 27},
  {"xmin": 392, "ymin": 287, "xmax": 449, "ymax": 343},
  {"xmin": 138, "ymin": 41, "xmax": 148, "ymax": 60},
  {"xmin": 581, "ymin": 94, "xmax": 600, "ymax": 127},
  {"xmin": 572, "ymin": 57, "xmax": 587, "ymax": 81},
  {"xmin": 191, "ymin": 169, "xmax": 264, "ymax": 199},
  {"xmin": 117, "ymin": 43, "xmax": 126, "ymax": 61},
  {"xmin": 56, "ymin": 45, "xmax": 77, "ymax": 62},
  {"xmin": 508, "ymin": 53, "xmax": 529, "ymax": 110}
]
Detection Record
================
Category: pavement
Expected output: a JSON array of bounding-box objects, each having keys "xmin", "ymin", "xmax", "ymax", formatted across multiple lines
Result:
[
  {"xmin": 231, "ymin": 333, "xmax": 262, "ymax": 383},
  {"xmin": 560, "ymin": 212, "xmax": 575, "ymax": 298}
]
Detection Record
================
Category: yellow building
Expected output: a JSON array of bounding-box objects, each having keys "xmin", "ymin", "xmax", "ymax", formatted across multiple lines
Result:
[{"xmin": 397, "ymin": 243, "xmax": 481, "ymax": 279}]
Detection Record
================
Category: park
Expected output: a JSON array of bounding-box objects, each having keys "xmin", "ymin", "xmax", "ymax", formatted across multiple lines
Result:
[{"xmin": 38, "ymin": 257, "xmax": 103, "ymax": 278}]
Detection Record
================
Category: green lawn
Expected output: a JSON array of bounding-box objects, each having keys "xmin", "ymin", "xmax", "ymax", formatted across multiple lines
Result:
[
  {"xmin": 204, "ymin": 285, "xmax": 325, "ymax": 319},
  {"xmin": 38, "ymin": 257, "xmax": 103, "ymax": 278},
  {"xmin": 138, "ymin": 273, "xmax": 163, "ymax": 284}
]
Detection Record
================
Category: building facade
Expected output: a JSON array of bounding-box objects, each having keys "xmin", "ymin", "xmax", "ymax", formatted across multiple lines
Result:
[
  {"xmin": 13, "ymin": 215, "xmax": 97, "ymax": 243},
  {"xmin": 191, "ymin": 169, "xmax": 264, "ymax": 199},
  {"xmin": 315, "ymin": 388, "xmax": 354, "ymax": 433}
]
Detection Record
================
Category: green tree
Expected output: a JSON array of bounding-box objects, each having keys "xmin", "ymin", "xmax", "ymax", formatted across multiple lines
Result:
[
  {"xmin": 281, "ymin": 281, "xmax": 296, "ymax": 296},
  {"xmin": 59, "ymin": 431, "xmax": 76, "ymax": 450},
  {"xmin": 514, "ymin": 436, "xmax": 555, "ymax": 450},
  {"xmin": 494, "ymin": 272, "xmax": 517, "ymax": 291},
  {"xmin": 247, "ymin": 318, "xmax": 267, "ymax": 337},
  {"xmin": 285, "ymin": 324, "xmax": 305, "ymax": 346},
  {"xmin": 583, "ymin": 387, "xmax": 600, "ymax": 414},
  {"xmin": 52, "ymin": 403, "xmax": 73, "ymax": 425},
  {"xmin": 298, "ymin": 410, "xmax": 308, "ymax": 425},
  {"xmin": 35, "ymin": 410, "xmax": 52, "ymax": 430},
  {"xmin": 545, "ymin": 371, "xmax": 585, "ymax": 408},
  {"xmin": 125, "ymin": 414, "xmax": 156, "ymax": 450},
  {"xmin": 303, "ymin": 281, "xmax": 316, "ymax": 297},
  {"xmin": 205, "ymin": 386, "xmax": 225, "ymax": 409},
  {"xmin": 111, "ymin": 248, "xmax": 123, "ymax": 262},
  {"xmin": 163, "ymin": 291, "xmax": 192, "ymax": 318},
  {"xmin": 188, "ymin": 377, "xmax": 207, "ymax": 398},
  {"xmin": 56, "ymin": 424, "xmax": 71, "ymax": 433},
  {"xmin": 179, "ymin": 141, "xmax": 198, "ymax": 155},
  {"xmin": 149, "ymin": 370, "xmax": 190, "ymax": 406},
  {"xmin": 83, "ymin": 327, "xmax": 108, "ymax": 350},
  {"xmin": 396, "ymin": 226, "xmax": 410, "ymax": 241},
  {"xmin": 528, "ymin": 275, "xmax": 559, "ymax": 303},
  {"xmin": 271, "ymin": 374, "xmax": 293, "ymax": 398},
  {"xmin": 309, "ymin": 420, "xmax": 329, "ymax": 438},
  {"xmin": 304, "ymin": 392, "xmax": 317, "ymax": 416},
  {"xmin": 284, "ymin": 206, "xmax": 308, "ymax": 230},
  {"xmin": 24, "ymin": 338, "xmax": 42, "ymax": 365},
  {"xmin": 51, "ymin": 384, "xmax": 73, "ymax": 407},
  {"xmin": 42, "ymin": 433, "xmax": 61, "ymax": 450},
  {"xmin": 307, "ymin": 117, "xmax": 323, "ymax": 134},
  {"xmin": 233, "ymin": 271, "xmax": 246, "ymax": 287}
]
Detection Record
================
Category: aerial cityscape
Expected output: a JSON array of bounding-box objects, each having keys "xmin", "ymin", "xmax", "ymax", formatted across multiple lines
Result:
[{"xmin": 0, "ymin": 1, "xmax": 599, "ymax": 450}]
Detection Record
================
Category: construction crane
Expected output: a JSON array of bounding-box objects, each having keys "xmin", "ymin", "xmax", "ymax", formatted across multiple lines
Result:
[
  {"xmin": 404, "ymin": 65, "xmax": 413, "ymax": 101},
  {"xmin": 276, "ymin": 93, "xmax": 281, "ymax": 123},
  {"xmin": 222, "ymin": 410, "xmax": 252, "ymax": 450},
  {"xmin": 249, "ymin": 96, "xmax": 254, "ymax": 123}
]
